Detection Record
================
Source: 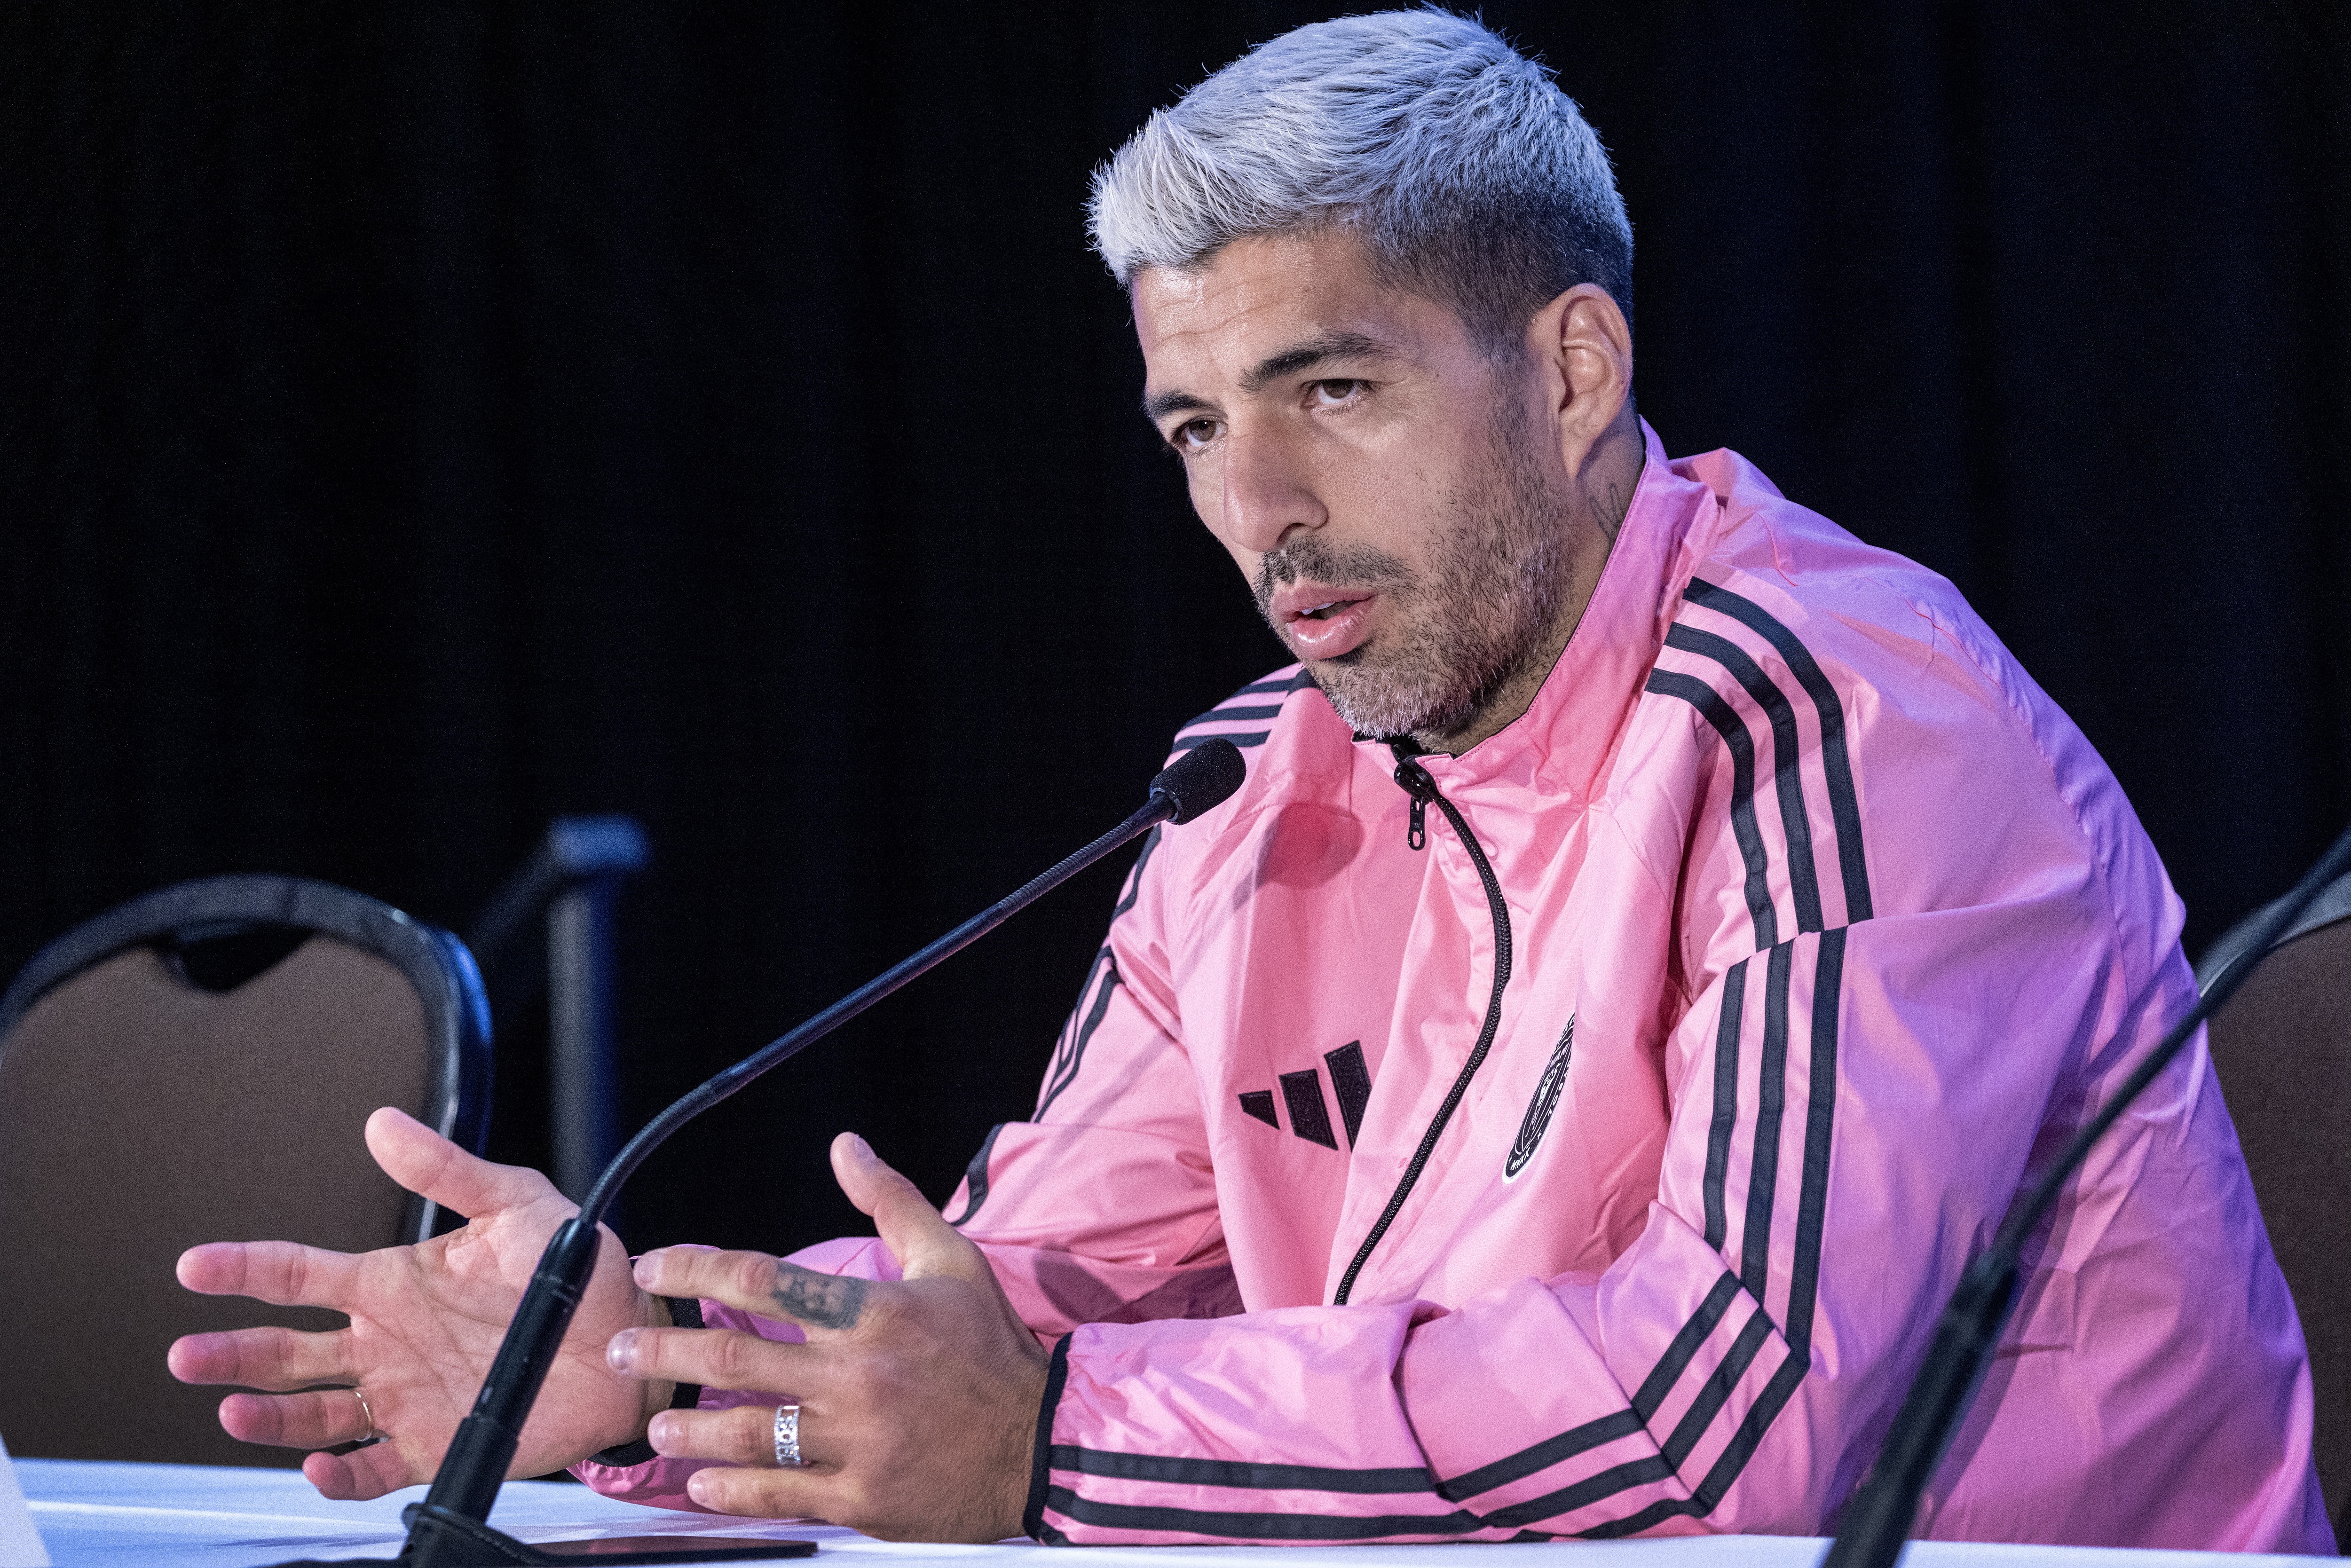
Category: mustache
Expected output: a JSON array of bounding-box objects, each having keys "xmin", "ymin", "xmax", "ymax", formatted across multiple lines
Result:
[{"xmin": 1250, "ymin": 538, "xmax": 1414, "ymax": 620}]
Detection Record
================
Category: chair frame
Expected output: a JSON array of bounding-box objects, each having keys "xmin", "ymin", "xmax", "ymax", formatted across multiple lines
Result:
[{"xmin": 0, "ymin": 873, "xmax": 493, "ymax": 1242}]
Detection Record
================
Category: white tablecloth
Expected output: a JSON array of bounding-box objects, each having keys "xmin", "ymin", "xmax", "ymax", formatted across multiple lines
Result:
[{"xmin": 12, "ymin": 1459, "xmax": 2327, "ymax": 1567}]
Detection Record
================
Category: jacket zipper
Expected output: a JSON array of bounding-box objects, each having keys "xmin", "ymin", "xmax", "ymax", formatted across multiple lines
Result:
[{"xmin": 1332, "ymin": 744, "xmax": 1516, "ymax": 1306}]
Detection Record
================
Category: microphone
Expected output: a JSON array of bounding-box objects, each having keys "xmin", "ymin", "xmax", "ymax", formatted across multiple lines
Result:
[
  {"xmin": 351, "ymin": 741, "xmax": 1248, "ymax": 1568},
  {"xmin": 1825, "ymin": 816, "xmax": 2351, "ymax": 1568}
]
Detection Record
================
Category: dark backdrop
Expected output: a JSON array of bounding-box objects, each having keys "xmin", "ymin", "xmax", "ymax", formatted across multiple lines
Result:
[{"xmin": 4, "ymin": 2, "xmax": 2346, "ymax": 1257}]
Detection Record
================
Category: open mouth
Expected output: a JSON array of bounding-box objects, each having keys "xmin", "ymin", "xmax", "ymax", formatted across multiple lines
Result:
[{"xmin": 1270, "ymin": 588, "xmax": 1381, "ymax": 661}]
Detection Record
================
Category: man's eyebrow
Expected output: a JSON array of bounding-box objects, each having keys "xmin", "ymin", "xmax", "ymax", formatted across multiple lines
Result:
[
  {"xmin": 1141, "ymin": 331, "xmax": 1404, "ymax": 425},
  {"xmin": 1239, "ymin": 331, "xmax": 1399, "ymax": 394},
  {"xmin": 1143, "ymin": 387, "xmax": 1213, "ymax": 423}
]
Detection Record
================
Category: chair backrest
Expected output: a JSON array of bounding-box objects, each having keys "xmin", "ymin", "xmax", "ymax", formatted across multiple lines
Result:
[
  {"xmin": 2200, "ymin": 878, "xmax": 2351, "ymax": 1541},
  {"xmin": 0, "ymin": 875, "xmax": 490, "ymax": 1466}
]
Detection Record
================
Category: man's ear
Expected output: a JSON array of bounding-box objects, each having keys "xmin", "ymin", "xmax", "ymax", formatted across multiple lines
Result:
[{"xmin": 1529, "ymin": 284, "xmax": 1634, "ymax": 481}]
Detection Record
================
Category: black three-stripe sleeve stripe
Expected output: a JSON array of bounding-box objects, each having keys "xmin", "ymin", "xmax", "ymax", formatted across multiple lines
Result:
[
  {"xmin": 1704, "ymin": 965, "xmax": 1745, "ymax": 1251},
  {"xmin": 946, "ymin": 1122, "xmax": 1004, "ymax": 1227},
  {"xmin": 1684, "ymin": 579, "xmax": 1872, "ymax": 922},
  {"xmin": 1052, "ymin": 1448, "xmax": 1430, "ymax": 1493},
  {"xmin": 1109, "ymin": 826, "xmax": 1160, "ymax": 922},
  {"xmin": 1661, "ymin": 1309, "xmax": 1775, "ymax": 1471},
  {"xmin": 1563, "ymin": 927, "xmax": 1850, "ymax": 1538},
  {"xmin": 1492, "ymin": 595, "xmax": 1868, "ymax": 1531},
  {"xmin": 1642, "ymin": 669, "xmax": 1777, "ymax": 950},
  {"xmin": 1629, "ymin": 1272, "xmax": 1743, "ymax": 1424},
  {"xmin": 1042, "ymin": 1491, "xmax": 1484, "ymax": 1541},
  {"xmin": 1663, "ymin": 622, "xmax": 1825, "ymax": 934},
  {"xmin": 1784, "ymin": 926, "xmax": 1846, "ymax": 1360},
  {"xmin": 1433, "ymin": 1409, "xmax": 1646, "ymax": 1503},
  {"xmin": 1742, "ymin": 942, "xmax": 1794, "ymax": 1302},
  {"xmin": 1036, "ymin": 948, "xmax": 1119, "ymax": 1119}
]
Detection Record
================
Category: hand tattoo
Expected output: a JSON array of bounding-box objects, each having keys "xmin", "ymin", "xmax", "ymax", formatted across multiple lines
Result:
[
  {"xmin": 769, "ymin": 1263, "xmax": 868, "ymax": 1330},
  {"xmin": 1592, "ymin": 480, "xmax": 1630, "ymax": 543}
]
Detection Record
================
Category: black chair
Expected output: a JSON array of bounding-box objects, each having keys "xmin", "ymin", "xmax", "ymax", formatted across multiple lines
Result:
[
  {"xmin": 2198, "ymin": 868, "xmax": 2351, "ymax": 1546},
  {"xmin": 0, "ymin": 875, "xmax": 491, "ymax": 1466}
]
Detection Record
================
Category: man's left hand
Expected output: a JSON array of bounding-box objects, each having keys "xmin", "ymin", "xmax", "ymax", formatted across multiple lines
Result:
[{"xmin": 607, "ymin": 1132, "xmax": 1049, "ymax": 1542}]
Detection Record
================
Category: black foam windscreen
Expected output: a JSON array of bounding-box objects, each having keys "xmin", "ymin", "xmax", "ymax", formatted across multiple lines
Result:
[{"xmin": 1152, "ymin": 738, "xmax": 1247, "ymax": 825}]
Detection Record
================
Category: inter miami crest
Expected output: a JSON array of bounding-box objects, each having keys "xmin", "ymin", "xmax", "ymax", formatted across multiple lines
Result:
[{"xmin": 1505, "ymin": 1016, "xmax": 1574, "ymax": 1182}]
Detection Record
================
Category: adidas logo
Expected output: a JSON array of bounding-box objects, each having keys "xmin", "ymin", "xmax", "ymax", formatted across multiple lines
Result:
[{"xmin": 1238, "ymin": 1041, "xmax": 1369, "ymax": 1150}]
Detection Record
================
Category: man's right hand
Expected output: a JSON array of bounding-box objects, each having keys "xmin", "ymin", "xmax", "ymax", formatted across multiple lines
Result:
[{"xmin": 169, "ymin": 1106, "xmax": 669, "ymax": 1500}]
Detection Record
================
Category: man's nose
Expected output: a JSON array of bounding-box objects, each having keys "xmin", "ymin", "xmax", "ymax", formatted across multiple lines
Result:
[{"xmin": 1218, "ymin": 429, "xmax": 1324, "ymax": 554}]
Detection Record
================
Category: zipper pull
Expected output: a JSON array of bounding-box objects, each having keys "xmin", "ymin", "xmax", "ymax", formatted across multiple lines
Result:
[{"xmin": 1393, "ymin": 757, "xmax": 1436, "ymax": 851}]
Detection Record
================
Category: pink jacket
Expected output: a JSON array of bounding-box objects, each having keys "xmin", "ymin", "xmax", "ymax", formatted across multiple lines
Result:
[{"xmin": 582, "ymin": 425, "xmax": 2329, "ymax": 1552}]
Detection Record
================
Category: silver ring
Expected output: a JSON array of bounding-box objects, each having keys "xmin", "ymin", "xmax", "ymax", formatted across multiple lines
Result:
[
  {"xmin": 773, "ymin": 1403, "xmax": 803, "ymax": 1467},
  {"xmin": 351, "ymin": 1387, "xmax": 379, "ymax": 1445}
]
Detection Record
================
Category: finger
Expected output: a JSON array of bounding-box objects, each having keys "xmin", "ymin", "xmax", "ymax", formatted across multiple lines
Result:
[
  {"xmin": 633, "ymin": 1248, "xmax": 873, "ymax": 1338},
  {"xmin": 302, "ymin": 1438, "xmax": 422, "ymax": 1502},
  {"xmin": 177, "ymin": 1240, "xmax": 362, "ymax": 1309},
  {"xmin": 214, "ymin": 1387, "xmax": 371, "ymax": 1449},
  {"xmin": 607, "ymin": 1324, "xmax": 831, "ymax": 1399},
  {"xmin": 831, "ymin": 1132, "xmax": 987, "ymax": 1284},
  {"xmin": 365, "ymin": 1106, "xmax": 564, "ymax": 1222},
  {"xmin": 648, "ymin": 1403, "xmax": 815, "ymax": 1470},
  {"xmin": 684, "ymin": 1464, "xmax": 839, "ymax": 1524},
  {"xmin": 168, "ymin": 1324, "xmax": 349, "ymax": 1390}
]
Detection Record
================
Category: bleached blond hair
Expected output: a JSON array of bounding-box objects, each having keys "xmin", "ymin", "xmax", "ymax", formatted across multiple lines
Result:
[{"xmin": 1088, "ymin": 8, "xmax": 1633, "ymax": 354}]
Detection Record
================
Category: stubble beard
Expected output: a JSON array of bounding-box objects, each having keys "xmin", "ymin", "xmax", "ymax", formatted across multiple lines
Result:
[{"xmin": 1252, "ymin": 409, "xmax": 1574, "ymax": 743}]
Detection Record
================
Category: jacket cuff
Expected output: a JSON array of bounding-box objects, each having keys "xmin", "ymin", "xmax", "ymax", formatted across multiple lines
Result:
[
  {"xmin": 1022, "ymin": 1333, "xmax": 1073, "ymax": 1542},
  {"xmin": 584, "ymin": 1296, "xmax": 706, "ymax": 1468}
]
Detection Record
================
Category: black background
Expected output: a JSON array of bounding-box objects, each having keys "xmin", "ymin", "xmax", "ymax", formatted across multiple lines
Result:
[{"xmin": 3, "ymin": 2, "xmax": 2346, "ymax": 1260}]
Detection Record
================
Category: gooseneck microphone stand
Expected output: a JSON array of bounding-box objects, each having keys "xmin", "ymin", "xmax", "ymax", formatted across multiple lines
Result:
[
  {"xmin": 1825, "ymin": 819, "xmax": 2351, "ymax": 1568},
  {"xmin": 273, "ymin": 741, "xmax": 1247, "ymax": 1568}
]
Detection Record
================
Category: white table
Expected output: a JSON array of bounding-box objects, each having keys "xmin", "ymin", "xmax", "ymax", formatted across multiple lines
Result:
[{"xmin": 12, "ymin": 1460, "xmax": 2327, "ymax": 1567}]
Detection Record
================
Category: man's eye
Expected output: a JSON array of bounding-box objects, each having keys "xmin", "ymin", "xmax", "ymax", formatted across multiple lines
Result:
[
  {"xmin": 1310, "ymin": 379, "xmax": 1365, "ymax": 405},
  {"xmin": 1175, "ymin": 418, "xmax": 1219, "ymax": 450}
]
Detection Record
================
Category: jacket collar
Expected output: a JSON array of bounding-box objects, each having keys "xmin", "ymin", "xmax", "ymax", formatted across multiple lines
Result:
[{"xmin": 1358, "ymin": 419, "xmax": 1719, "ymax": 804}]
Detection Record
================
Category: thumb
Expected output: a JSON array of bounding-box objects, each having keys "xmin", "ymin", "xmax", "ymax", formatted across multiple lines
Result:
[
  {"xmin": 366, "ymin": 1106, "xmax": 564, "ymax": 1222},
  {"xmin": 831, "ymin": 1132, "xmax": 983, "ymax": 1282}
]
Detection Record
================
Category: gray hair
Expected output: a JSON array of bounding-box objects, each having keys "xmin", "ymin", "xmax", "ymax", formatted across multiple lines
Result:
[{"xmin": 1088, "ymin": 8, "xmax": 1633, "ymax": 355}]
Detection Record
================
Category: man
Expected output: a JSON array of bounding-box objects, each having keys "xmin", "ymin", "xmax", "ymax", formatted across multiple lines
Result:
[{"xmin": 170, "ymin": 12, "xmax": 2328, "ymax": 1551}]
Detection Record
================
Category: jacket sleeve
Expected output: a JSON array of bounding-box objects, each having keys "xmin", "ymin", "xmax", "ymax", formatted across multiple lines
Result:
[
  {"xmin": 931, "ymin": 823, "xmax": 1241, "ymax": 1333},
  {"xmin": 578, "ymin": 823, "xmax": 1236, "ymax": 1512},
  {"xmin": 1026, "ymin": 591, "xmax": 2192, "ymax": 1544}
]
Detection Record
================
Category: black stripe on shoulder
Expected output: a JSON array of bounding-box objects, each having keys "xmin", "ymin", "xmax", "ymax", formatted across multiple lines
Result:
[
  {"xmin": 1178, "ymin": 702, "xmax": 1285, "ymax": 730},
  {"xmin": 1643, "ymin": 668, "xmax": 1776, "ymax": 950},
  {"xmin": 1682, "ymin": 578, "xmax": 1873, "ymax": 922},
  {"xmin": 945, "ymin": 1121, "xmax": 1005, "ymax": 1227},
  {"xmin": 1664, "ymin": 622, "xmax": 1825, "ymax": 934},
  {"xmin": 1177, "ymin": 667, "xmax": 1317, "ymax": 732},
  {"xmin": 1174, "ymin": 730, "xmax": 1269, "ymax": 751},
  {"xmin": 1043, "ymin": 1488, "xmax": 1481, "ymax": 1542},
  {"xmin": 1051, "ymin": 1446, "xmax": 1430, "ymax": 1495}
]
